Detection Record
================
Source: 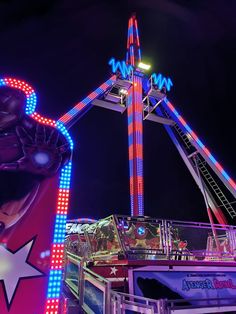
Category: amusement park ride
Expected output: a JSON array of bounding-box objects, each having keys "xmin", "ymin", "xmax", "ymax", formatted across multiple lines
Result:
[{"xmin": 0, "ymin": 13, "xmax": 236, "ymax": 314}]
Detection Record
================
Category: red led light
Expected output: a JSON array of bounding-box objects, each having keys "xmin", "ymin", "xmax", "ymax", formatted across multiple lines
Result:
[
  {"xmin": 56, "ymin": 189, "xmax": 70, "ymax": 215},
  {"xmin": 203, "ymin": 147, "xmax": 211, "ymax": 157},
  {"xmin": 179, "ymin": 116, "xmax": 187, "ymax": 126},
  {"xmin": 45, "ymin": 299, "xmax": 59, "ymax": 314},
  {"xmin": 229, "ymin": 178, "xmax": 236, "ymax": 190},
  {"xmin": 167, "ymin": 101, "xmax": 175, "ymax": 112},
  {"xmin": 215, "ymin": 162, "xmax": 224, "ymax": 172},
  {"xmin": 4, "ymin": 78, "xmax": 34, "ymax": 95},
  {"xmin": 50, "ymin": 244, "xmax": 64, "ymax": 269},
  {"xmin": 31, "ymin": 112, "xmax": 56, "ymax": 126},
  {"xmin": 190, "ymin": 131, "xmax": 198, "ymax": 141}
]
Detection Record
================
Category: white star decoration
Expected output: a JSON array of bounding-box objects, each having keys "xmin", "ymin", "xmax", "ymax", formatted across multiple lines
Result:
[
  {"xmin": 110, "ymin": 266, "xmax": 118, "ymax": 275},
  {"xmin": 0, "ymin": 240, "xmax": 43, "ymax": 305}
]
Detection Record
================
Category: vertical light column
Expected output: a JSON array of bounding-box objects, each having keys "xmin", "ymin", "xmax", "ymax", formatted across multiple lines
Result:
[
  {"xmin": 127, "ymin": 72, "xmax": 144, "ymax": 216},
  {"xmin": 45, "ymin": 161, "xmax": 72, "ymax": 314}
]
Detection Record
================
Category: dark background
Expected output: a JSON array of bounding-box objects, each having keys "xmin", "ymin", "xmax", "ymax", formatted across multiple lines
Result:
[{"xmin": 0, "ymin": 0, "xmax": 235, "ymax": 222}]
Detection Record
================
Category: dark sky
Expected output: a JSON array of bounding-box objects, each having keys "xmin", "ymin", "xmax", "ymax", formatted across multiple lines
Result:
[{"xmin": 0, "ymin": 0, "xmax": 235, "ymax": 222}]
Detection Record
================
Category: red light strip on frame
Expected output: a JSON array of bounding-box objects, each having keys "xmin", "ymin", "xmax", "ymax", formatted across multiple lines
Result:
[
  {"xmin": 127, "ymin": 74, "xmax": 144, "ymax": 216},
  {"xmin": 163, "ymin": 98, "xmax": 236, "ymax": 196},
  {"xmin": 59, "ymin": 75, "xmax": 116, "ymax": 127}
]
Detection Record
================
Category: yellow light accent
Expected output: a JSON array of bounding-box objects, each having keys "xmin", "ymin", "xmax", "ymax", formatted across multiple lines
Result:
[{"xmin": 138, "ymin": 62, "xmax": 151, "ymax": 70}]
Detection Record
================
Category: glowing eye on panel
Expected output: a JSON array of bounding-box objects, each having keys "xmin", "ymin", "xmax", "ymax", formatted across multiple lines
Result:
[
  {"xmin": 33, "ymin": 151, "xmax": 50, "ymax": 165},
  {"xmin": 137, "ymin": 226, "xmax": 146, "ymax": 235}
]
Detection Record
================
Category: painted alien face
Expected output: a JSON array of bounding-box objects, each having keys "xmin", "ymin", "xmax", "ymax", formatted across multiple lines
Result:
[{"xmin": 0, "ymin": 87, "xmax": 25, "ymax": 131}]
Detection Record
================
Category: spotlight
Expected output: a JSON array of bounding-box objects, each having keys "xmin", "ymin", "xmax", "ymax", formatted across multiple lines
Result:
[
  {"xmin": 138, "ymin": 62, "xmax": 151, "ymax": 71},
  {"xmin": 119, "ymin": 88, "xmax": 128, "ymax": 95}
]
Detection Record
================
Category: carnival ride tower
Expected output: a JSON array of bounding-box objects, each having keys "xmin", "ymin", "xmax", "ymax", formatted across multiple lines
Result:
[
  {"xmin": 59, "ymin": 14, "xmax": 236, "ymax": 225},
  {"xmin": 1, "ymin": 14, "xmax": 236, "ymax": 314}
]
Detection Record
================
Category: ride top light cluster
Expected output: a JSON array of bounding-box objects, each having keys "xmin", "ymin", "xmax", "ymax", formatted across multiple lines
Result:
[
  {"xmin": 138, "ymin": 62, "xmax": 151, "ymax": 71},
  {"xmin": 0, "ymin": 77, "xmax": 37, "ymax": 114},
  {"xmin": 164, "ymin": 98, "xmax": 236, "ymax": 192}
]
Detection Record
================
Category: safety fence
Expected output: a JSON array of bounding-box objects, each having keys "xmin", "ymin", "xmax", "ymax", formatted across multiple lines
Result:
[{"xmin": 63, "ymin": 252, "xmax": 236, "ymax": 314}]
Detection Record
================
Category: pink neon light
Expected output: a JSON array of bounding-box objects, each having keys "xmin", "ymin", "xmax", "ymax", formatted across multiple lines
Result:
[
  {"xmin": 179, "ymin": 116, "xmax": 187, "ymax": 126},
  {"xmin": 215, "ymin": 162, "xmax": 224, "ymax": 172},
  {"xmin": 167, "ymin": 102, "xmax": 175, "ymax": 112},
  {"xmin": 203, "ymin": 146, "xmax": 211, "ymax": 157},
  {"xmin": 59, "ymin": 113, "xmax": 73, "ymax": 123},
  {"xmin": 190, "ymin": 131, "xmax": 198, "ymax": 141},
  {"xmin": 100, "ymin": 82, "xmax": 109, "ymax": 89},
  {"xmin": 75, "ymin": 103, "xmax": 85, "ymax": 111},
  {"xmin": 129, "ymin": 144, "xmax": 143, "ymax": 159},
  {"xmin": 229, "ymin": 178, "xmax": 236, "ymax": 190},
  {"xmin": 88, "ymin": 91, "xmax": 98, "ymax": 99}
]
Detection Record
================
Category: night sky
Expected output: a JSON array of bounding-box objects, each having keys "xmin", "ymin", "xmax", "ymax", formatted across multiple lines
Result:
[{"xmin": 0, "ymin": 0, "xmax": 235, "ymax": 222}]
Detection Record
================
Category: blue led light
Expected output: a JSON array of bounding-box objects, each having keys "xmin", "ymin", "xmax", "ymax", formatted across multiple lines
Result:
[
  {"xmin": 26, "ymin": 92, "xmax": 37, "ymax": 115},
  {"xmin": 59, "ymin": 162, "xmax": 72, "ymax": 189},
  {"xmin": 137, "ymin": 226, "xmax": 145, "ymax": 235},
  {"xmin": 47, "ymin": 270, "xmax": 62, "ymax": 298},
  {"xmin": 151, "ymin": 73, "xmax": 173, "ymax": 91},
  {"xmin": 185, "ymin": 125, "xmax": 192, "ymax": 133},
  {"xmin": 222, "ymin": 170, "xmax": 230, "ymax": 181},
  {"xmin": 56, "ymin": 121, "xmax": 74, "ymax": 150},
  {"xmin": 109, "ymin": 58, "xmax": 133, "ymax": 78},
  {"xmin": 196, "ymin": 139, "xmax": 205, "ymax": 149},
  {"xmin": 95, "ymin": 87, "xmax": 104, "ymax": 94},
  {"xmin": 0, "ymin": 79, "xmax": 6, "ymax": 86},
  {"xmin": 53, "ymin": 214, "xmax": 67, "ymax": 243}
]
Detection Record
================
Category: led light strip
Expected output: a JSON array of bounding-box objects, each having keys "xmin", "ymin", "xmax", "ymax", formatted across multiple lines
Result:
[
  {"xmin": 76, "ymin": 218, "xmax": 97, "ymax": 223},
  {"xmin": 0, "ymin": 77, "xmax": 73, "ymax": 314},
  {"xmin": 45, "ymin": 161, "xmax": 72, "ymax": 314},
  {"xmin": 126, "ymin": 15, "xmax": 142, "ymax": 66},
  {"xmin": 58, "ymin": 75, "xmax": 117, "ymax": 126},
  {"xmin": 0, "ymin": 77, "xmax": 37, "ymax": 114},
  {"xmin": 163, "ymin": 98, "xmax": 236, "ymax": 193},
  {"xmin": 127, "ymin": 75, "xmax": 144, "ymax": 216}
]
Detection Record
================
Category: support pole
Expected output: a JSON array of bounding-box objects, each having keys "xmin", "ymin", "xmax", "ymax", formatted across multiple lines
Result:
[{"xmin": 127, "ymin": 73, "xmax": 144, "ymax": 216}]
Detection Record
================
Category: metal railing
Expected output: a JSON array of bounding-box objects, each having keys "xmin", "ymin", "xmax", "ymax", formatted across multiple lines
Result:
[{"xmin": 65, "ymin": 216, "xmax": 236, "ymax": 263}]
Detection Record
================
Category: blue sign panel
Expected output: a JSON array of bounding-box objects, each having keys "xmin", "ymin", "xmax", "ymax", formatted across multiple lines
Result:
[{"xmin": 132, "ymin": 269, "xmax": 236, "ymax": 306}]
